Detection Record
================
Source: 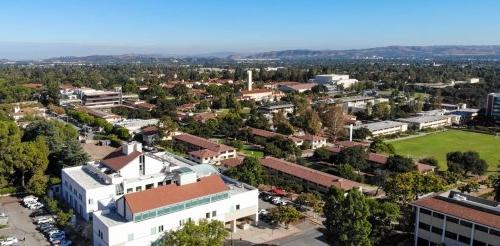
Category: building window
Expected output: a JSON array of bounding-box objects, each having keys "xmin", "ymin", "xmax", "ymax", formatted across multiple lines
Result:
[
  {"xmin": 459, "ymin": 220, "xmax": 472, "ymax": 228},
  {"xmin": 445, "ymin": 230, "xmax": 457, "ymax": 240},
  {"xmin": 146, "ymin": 183, "xmax": 154, "ymax": 190},
  {"xmin": 458, "ymin": 235, "xmax": 470, "ymax": 244},
  {"xmin": 236, "ymin": 204, "xmax": 240, "ymax": 210},
  {"xmin": 157, "ymin": 182, "xmax": 163, "ymax": 187},
  {"xmin": 446, "ymin": 216, "xmax": 459, "ymax": 224},
  {"xmin": 418, "ymin": 222, "xmax": 430, "ymax": 231},
  {"xmin": 150, "ymin": 227, "xmax": 156, "ymax": 235},
  {"xmin": 420, "ymin": 208, "xmax": 432, "ymax": 215},
  {"xmin": 491, "ymin": 229, "xmax": 500, "ymax": 237},
  {"xmin": 127, "ymin": 188, "xmax": 133, "ymax": 193},
  {"xmin": 128, "ymin": 233, "xmax": 134, "ymax": 241},
  {"xmin": 431, "ymin": 226, "xmax": 443, "ymax": 235},
  {"xmin": 475, "ymin": 225, "xmax": 488, "ymax": 233},
  {"xmin": 206, "ymin": 212, "xmax": 210, "ymax": 219},
  {"xmin": 158, "ymin": 225, "xmax": 164, "ymax": 232},
  {"xmin": 136, "ymin": 186, "xmax": 142, "ymax": 192},
  {"xmin": 98, "ymin": 230, "xmax": 103, "ymax": 239},
  {"xmin": 432, "ymin": 212, "xmax": 444, "ymax": 219},
  {"xmin": 472, "ymin": 240, "xmax": 486, "ymax": 246},
  {"xmin": 212, "ymin": 211, "xmax": 217, "ymax": 217}
]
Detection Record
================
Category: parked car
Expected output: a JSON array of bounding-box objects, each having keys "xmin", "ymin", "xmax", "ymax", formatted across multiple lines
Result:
[
  {"xmin": 47, "ymin": 229, "xmax": 63, "ymax": 237},
  {"xmin": 23, "ymin": 195, "xmax": 38, "ymax": 203},
  {"xmin": 28, "ymin": 202, "xmax": 44, "ymax": 210},
  {"xmin": 52, "ymin": 239, "xmax": 72, "ymax": 246},
  {"xmin": 37, "ymin": 217, "xmax": 55, "ymax": 224},
  {"xmin": 49, "ymin": 234, "xmax": 66, "ymax": 243},
  {"xmin": 31, "ymin": 209, "xmax": 48, "ymax": 217},
  {"xmin": 271, "ymin": 197, "xmax": 282, "ymax": 205},
  {"xmin": 0, "ymin": 237, "xmax": 18, "ymax": 246}
]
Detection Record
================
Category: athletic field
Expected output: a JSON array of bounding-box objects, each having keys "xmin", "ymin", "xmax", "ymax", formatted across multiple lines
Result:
[{"xmin": 390, "ymin": 130, "xmax": 500, "ymax": 171}]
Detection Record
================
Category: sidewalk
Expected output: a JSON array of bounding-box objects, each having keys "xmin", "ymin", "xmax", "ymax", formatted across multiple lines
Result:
[{"xmin": 229, "ymin": 221, "xmax": 301, "ymax": 244}]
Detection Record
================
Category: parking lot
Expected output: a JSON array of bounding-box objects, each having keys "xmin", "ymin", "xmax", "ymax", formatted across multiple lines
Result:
[{"xmin": 0, "ymin": 196, "xmax": 49, "ymax": 246}]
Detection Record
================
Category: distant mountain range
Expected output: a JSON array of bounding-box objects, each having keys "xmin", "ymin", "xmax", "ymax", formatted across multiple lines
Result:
[
  {"xmin": 2, "ymin": 45, "xmax": 500, "ymax": 64},
  {"xmin": 247, "ymin": 45, "xmax": 500, "ymax": 59}
]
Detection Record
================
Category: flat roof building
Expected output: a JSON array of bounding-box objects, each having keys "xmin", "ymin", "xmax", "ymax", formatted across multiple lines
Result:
[
  {"xmin": 397, "ymin": 115, "xmax": 452, "ymax": 130},
  {"xmin": 412, "ymin": 190, "xmax": 500, "ymax": 246},
  {"xmin": 352, "ymin": 121, "xmax": 408, "ymax": 138},
  {"xmin": 486, "ymin": 93, "xmax": 500, "ymax": 122}
]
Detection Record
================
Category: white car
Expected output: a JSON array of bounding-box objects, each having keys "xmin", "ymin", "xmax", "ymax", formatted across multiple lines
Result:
[
  {"xmin": 28, "ymin": 203, "xmax": 44, "ymax": 210},
  {"xmin": 0, "ymin": 237, "xmax": 18, "ymax": 246},
  {"xmin": 37, "ymin": 217, "xmax": 54, "ymax": 224}
]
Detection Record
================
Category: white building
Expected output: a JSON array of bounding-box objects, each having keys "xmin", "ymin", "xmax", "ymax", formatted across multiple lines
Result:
[
  {"xmin": 62, "ymin": 142, "xmax": 210, "ymax": 221},
  {"xmin": 296, "ymin": 135, "xmax": 327, "ymax": 149},
  {"xmin": 114, "ymin": 119, "xmax": 160, "ymax": 133},
  {"xmin": 352, "ymin": 121, "xmax": 408, "ymax": 137},
  {"xmin": 312, "ymin": 74, "xmax": 358, "ymax": 89},
  {"xmin": 92, "ymin": 175, "xmax": 258, "ymax": 246},
  {"xmin": 61, "ymin": 141, "xmax": 259, "ymax": 246},
  {"xmin": 397, "ymin": 115, "xmax": 452, "ymax": 130}
]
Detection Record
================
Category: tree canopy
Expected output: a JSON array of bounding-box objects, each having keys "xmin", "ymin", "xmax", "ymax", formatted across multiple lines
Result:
[{"xmin": 161, "ymin": 219, "xmax": 228, "ymax": 246}]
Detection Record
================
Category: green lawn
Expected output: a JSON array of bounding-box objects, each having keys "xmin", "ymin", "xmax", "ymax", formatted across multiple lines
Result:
[
  {"xmin": 240, "ymin": 145, "xmax": 264, "ymax": 158},
  {"xmin": 390, "ymin": 130, "xmax": 500, "ymax": 171}
]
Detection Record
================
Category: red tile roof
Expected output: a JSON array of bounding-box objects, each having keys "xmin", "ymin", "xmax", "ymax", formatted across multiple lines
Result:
[
  {"xmin": 192, "ymin": 112, "xmax": 217, "ymax": 122},
  {"xmin": 189, "ymin": 149, "xmax": 219, "ymax": 158},
  {"xmin": 416, "ymin": 163, "xmax": 436, "ymax": 173},
  {"xmin": 335, "ymin": 141, "xmax": 370, "ymax": 148},
  {"xmin": 259, "ymin": 156, "xmax": 361, "ymax": 190},
  {"xmin": 367, "ymin": 153, "xmax": 388, "ymax": 165},
  {"xmin": 124, "ymin": 175, "xmax": 229, "ymax": 213},
  {"xmin": 221, "ymin": 157, "xmax": 244, "ymax": 168},
  {"xmin": 413, "ymin": 195, "xmax": 500, "ymax": 229},
  {"xmin": 248, "ymin": 127, "xmax": 302, "ymax": 143},
  {"xmin": 174, "ymin": 133, "xmax": 234, "ymax": 153},
  {"xmin": 141, "ymin": 126, "xmax": 159, "ymax": 136},
  {"xmin": 101, "ymin": 148, "xmax": 142, "ymax": 171}
]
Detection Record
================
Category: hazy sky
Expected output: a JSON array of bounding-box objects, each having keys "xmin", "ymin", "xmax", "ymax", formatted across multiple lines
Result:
[{"xmin": 1, "ymin": 0, "xmax": 500, "ymax": 59}]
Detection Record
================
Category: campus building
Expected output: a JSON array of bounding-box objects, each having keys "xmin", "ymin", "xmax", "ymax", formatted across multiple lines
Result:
[
  {"xmin": 257, "ymin": 102, "xmax": 295, "ymax": 115},
  {"xmin": 296, "ymin": 135, "xmax": 327, "ymax": 149},
  {"xmin": 351, "ymin": 121, "xmax": 408, "ymax": 138},
  {"xmin": 259, "ymin": 156, "xmax": 362, "ymax": 194},
  {"xmin": 311, "ymin": 74, "xmax": 359, "ymax": 89},
  {"xmin": 486, "ymin": 93, "xmax": 500, "ymax": 122},
  {"xmin": 79, "ymin": 88, "xmax": 123, "ymax": 108},
  {"xmin": 412, "ymin": 190, "xmax": 500, "ymax": 246},
  {"xmin": 93, "ymin": 175, "xmax": 258, "ymax": 246},
  {"xmin": 246, "ymin": 127, "xmax": 304, "ymax": 147},
  {"xmin": 173, "ymin": 133, "xmax": 236, "ymax": 165},
  {"xmin": 62, "ymin": 142, "xmax": 209, "ymax": 221},
  {"xmin": 397, "ymin": 115, "xmax": 452, "ymax": 130}
]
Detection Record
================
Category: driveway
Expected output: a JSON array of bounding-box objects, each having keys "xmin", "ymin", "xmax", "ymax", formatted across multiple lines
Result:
[{"xmin": 0, "ymin": 196, "xmax": 49, "ymax": 246}]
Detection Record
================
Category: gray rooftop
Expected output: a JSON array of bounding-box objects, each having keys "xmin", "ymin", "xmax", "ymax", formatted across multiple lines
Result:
[
  {"xmin": 353, "ymin": 120, "xmax": 407, "ymax": 132},
  {"xmin": 397, "ymin": 115, "xmax": 451, "ymax": 124}
]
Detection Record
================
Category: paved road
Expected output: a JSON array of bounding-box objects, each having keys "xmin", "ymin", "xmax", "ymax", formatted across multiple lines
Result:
[
  {"xmin": 267, "ymin": 221, "xmax": 329, "ymax": 246},
  {"xmin": 0, "ymin": 196, "xmax": 49, "ymax": 246}
]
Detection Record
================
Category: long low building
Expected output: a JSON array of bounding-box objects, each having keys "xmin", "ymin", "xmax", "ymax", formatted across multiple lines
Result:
[
  {"xmin": 412, "ymin": 190, "xmax": 500, "ymax": 246},
  {"xmin": 352, "ymin": 121, "xmax": 408, "ymax": 137},
  {"xmin": 259, "ymin": 156, "xmax": 362, "ymax": 194},
  {"xmin": 397, "ymin": 115, "xmax": 452, "ymax": 130},
  {"xmin": 173, "ymin": 133, "xmax": 236, "ymax": 165}
]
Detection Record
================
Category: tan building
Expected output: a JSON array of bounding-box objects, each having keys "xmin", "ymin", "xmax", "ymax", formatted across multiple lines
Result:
[
  {"xmin": 397, "ymin": 115, "xmax": 452, "ymax": 130},
  {"xmin": 412, "ymin": 190, "xmax": 500, "ymax": 246},
  {"xmin": 173, "ymin": 133, "xmax": 236, "ymax": 165}
]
